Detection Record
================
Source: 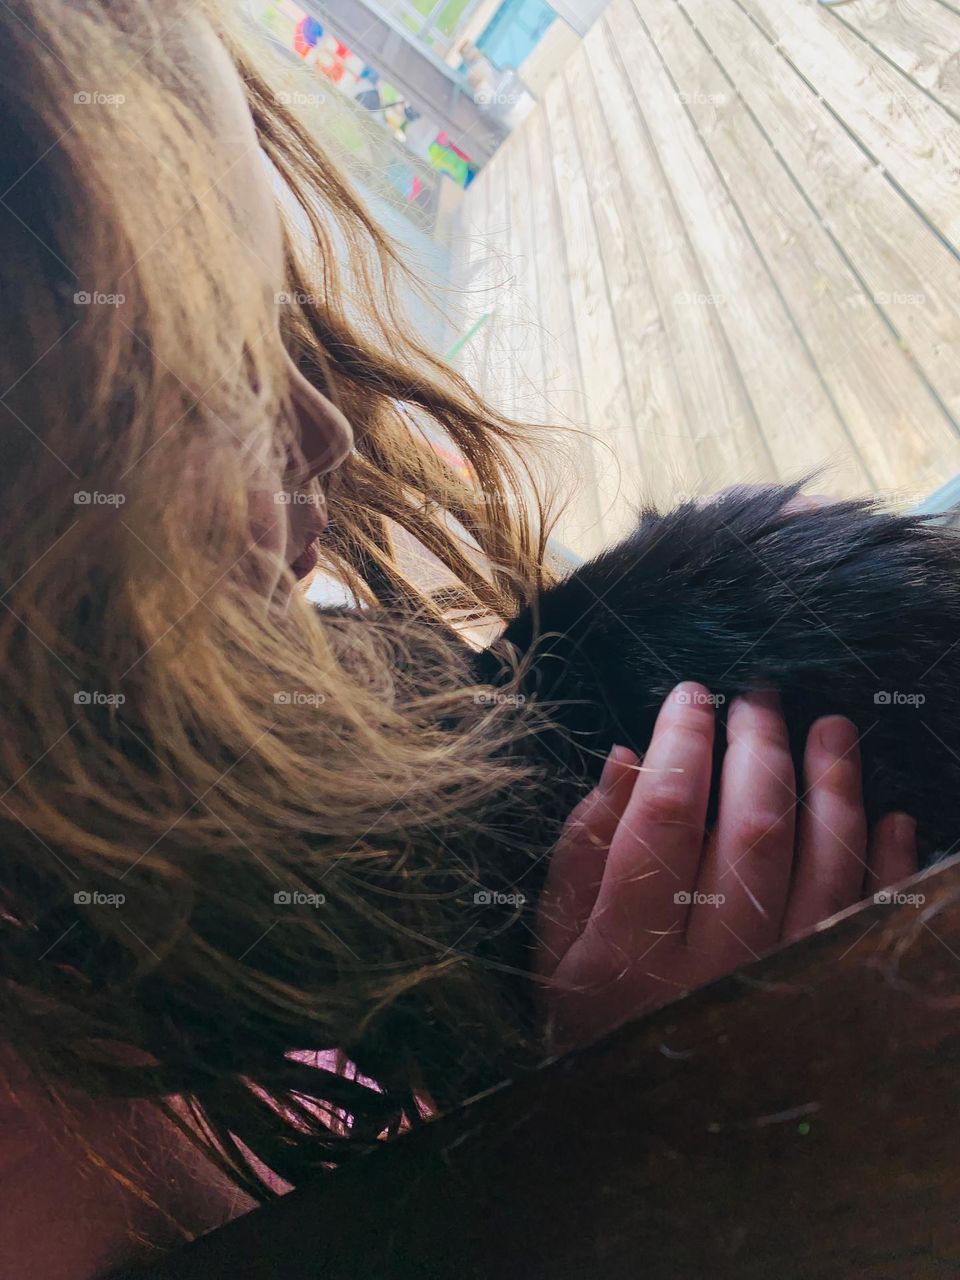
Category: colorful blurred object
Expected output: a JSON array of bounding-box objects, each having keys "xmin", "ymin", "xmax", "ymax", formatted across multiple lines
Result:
[
  {"xmin": 428, "ymin": 132, "xmax": 477, "ymax": 187},
  {"xmin": 257, "ymin": 0, "xmax": 477, "ymax": 191},
  {"xmin": 292, "ymin": 14, "xmax": 323, "ymax": 57}
]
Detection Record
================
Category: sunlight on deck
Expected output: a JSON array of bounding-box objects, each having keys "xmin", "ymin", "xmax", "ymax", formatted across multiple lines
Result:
[{"xmin": 451, "ymin": 0, "xmax": 960, "ymax": 556}]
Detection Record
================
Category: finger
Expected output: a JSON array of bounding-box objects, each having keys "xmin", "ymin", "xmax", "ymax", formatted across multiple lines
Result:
[
  {"xmin": 864, "ymin": 812, "xmax": 919, "ymax": 899},
  {"xmin": 533, "ymin": 746, "xmax": 639, "ymax": 975},
  {"xmin": 781, "ymin": 717, "xmax": 868, "ymax": 941},
  {"xmin": 587, "ymin": 682, "xmax": 715, "ymax": 954},
  {"xmin": 687, "ymin": 691, "xmax": 795, "ymax": 964}
]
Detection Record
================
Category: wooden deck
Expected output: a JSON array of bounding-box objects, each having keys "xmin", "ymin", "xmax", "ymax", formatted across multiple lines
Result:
[{"xmin": 451, "ymin": 0, "xmax": 960, "ymax": 556}]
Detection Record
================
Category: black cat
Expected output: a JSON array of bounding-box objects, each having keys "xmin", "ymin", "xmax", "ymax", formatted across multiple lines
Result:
[{"xmin": 480, "ymin": 482, "xmax": 960, "ymax": 864}]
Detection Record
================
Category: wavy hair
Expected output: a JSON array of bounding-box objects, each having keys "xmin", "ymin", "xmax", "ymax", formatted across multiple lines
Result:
[{"xmin": 0, "ymin": 0, "xmax": 558, "ymax": 1219}]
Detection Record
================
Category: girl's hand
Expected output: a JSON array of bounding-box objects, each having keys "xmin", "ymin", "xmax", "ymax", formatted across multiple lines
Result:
[{"xmin": 535, "ymin": 683, "xmax": 918, "ymax": 1051}]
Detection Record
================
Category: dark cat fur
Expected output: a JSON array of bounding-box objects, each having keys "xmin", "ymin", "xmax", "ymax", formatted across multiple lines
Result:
[{"xmin": 479, "ymin": 482, "xmax": 960, "ymax": 865}]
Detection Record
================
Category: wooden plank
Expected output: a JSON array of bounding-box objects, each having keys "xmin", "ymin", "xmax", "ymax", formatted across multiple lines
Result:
[
  {"xmin": 457, "ymin": 0, "xmax": 960, "ymax": 533},
  {"xmin": 736, "ymin": 0, "xmax": 960, "ymax": 249},
  {"xmin": 834, "ymin": 0, "xmax": 960, "ymax": 122},
  {"xmin": 451, "ymin": 154, "xmax": 608, "ymax": 555},
  {"xmin": 523, "ymin": 107, "xmax": 609, "ymax": 555},
  {"xmin": 450, "ymin": 169, "xmax": 498, "ymax": 404},
  {"xmin": 562, "ymin": 41, "xmax": 697, "ymax": 506},
  {"xmin": 638, "ymin": 0, "xmax": 953, "ymax": 494},
  {"xmin": 481, "ymin": 141, "xmax": 522, "ymax": 421},
  {"xmin": 599, "ymin": 0, "xmax": 871, "ymax": 493},
  {"xmin": 542, "ymin": 72, "xmax": 642, "ymax": 542},
  {"xmin": 501, "ymin": 132, "xmax": 549, "ymax": 429},
  {"xmin": 124, "ymin": 851, "xmax": 960, "ymax": 1279},
  {"xmin": 586, "ymin": 16, "xmax": 775, "ymax": 493},
  {"xmin": 500, "ymin": 130, "xmax": 589, "ymax": 551},
  {"xmin": 679, "ymin": 0, "xmax": 960, "ymax": 448}
]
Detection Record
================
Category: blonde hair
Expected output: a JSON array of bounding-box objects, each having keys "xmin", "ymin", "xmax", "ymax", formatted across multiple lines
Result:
[{"xmin": 0, "ymin": 0, "xmax": 555, "ymax": 1212}]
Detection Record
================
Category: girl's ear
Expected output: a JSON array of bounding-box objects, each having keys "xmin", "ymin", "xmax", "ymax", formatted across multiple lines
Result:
[{"xmin": 285, "ymin": 354, "xmax": 353, "ymax": 481}]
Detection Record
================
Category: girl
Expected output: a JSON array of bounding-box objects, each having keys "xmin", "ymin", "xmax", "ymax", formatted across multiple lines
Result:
[{"xmin": 0, "ymin": 3, "xmax": 916, "ymax": 1275}]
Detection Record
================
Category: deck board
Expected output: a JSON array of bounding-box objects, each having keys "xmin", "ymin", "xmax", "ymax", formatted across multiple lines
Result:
[
  {"xmin": 684, "ymin": 0, "xmax": 960, "ymax": 454},
  {"xmin": 544, "ymin": 72, "xmax": 642, "ymax": 540},
  {"xmin": 565, "ymin": 41, "xmax": 689, "ymax": 504},
  {"xmin": 642, "ymin": 0, "xmax": 935, "ymax": 491},
  {"xmin": 736, "ymin": 0, "xmax": 960, "ymax": 248},
  {"xmin": 524, "ymin": 108, "xmax": 608, "ymax": 551},
  {"xmin": 589, "ymin": 20, "xmax": 768, "ymax": 491},
  {"xmin": 834, "ymin": 0, "xmax": 960, "ymax": 121},
  {"xmin": 453, "ymin": 166, "xmax": 497, "ymax": 406},
  {"xmin": 604, "ymin": 0, "xmax": 866, "ymax": 487},
  {"xmin": 501, "ymin": 132, "xmax": 548, "ymax": 429},
  {"xmin": 451, "ymin": 0, "xmax": 960, "ymax": 547}
]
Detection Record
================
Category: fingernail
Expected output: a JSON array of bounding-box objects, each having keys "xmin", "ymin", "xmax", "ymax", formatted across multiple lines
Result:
[
  {"xmin": 817, "ymin": 716, "xmax": 858, "ymax": 756},
  {"xmin": 599, "ymin": 745, "xmax": 632, "ymax": 788},
  {"xmin": 669, "ymin": 682, "xmax": 712, "ymax": 709}
]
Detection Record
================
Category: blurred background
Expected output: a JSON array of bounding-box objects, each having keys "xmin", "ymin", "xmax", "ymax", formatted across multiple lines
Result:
[{"xmin": 240, "ymin": 0, "xmax": 960, "ymax": 559}]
